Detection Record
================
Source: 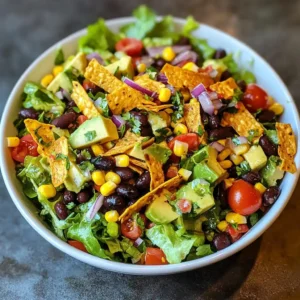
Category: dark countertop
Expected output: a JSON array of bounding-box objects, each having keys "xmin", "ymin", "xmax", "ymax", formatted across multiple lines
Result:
[{"xmin": 1, "ymin": 0, "xmax": 300, "ymax": 299}]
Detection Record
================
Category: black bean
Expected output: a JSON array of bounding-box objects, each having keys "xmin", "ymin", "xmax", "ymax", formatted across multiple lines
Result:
[
  {"xmin": 92, "ymin": 156, "xmax": 115, "ymax": 171},
  {"xmin": 208, "ymin": 115, "xmax": 220, "ymax": 129},
  {"xmin": 154, "ymin": 58, "xmax": 166, "ymax": 69},
  {"xmin": 140, "ymin": 125, "xmax": 153, "ymax": 137},
  {"xmin": 19, "ymin": 108, "xmax": 39, "ymax": 120},
  {"xmin": 208, "ymin": 127, "xmax": 235, "ymax": 141},
  {"xmin": 263, "ymin": 186, "xmax": 280, "ymax": 206},
  {"xmin": 51, "ymin": 112, "xmax": 76, "ymax": 129},
  {"xmin": 237, "ymin": 80, "xmax": 247, "ymax": 92},
  {"xmin": 103, "ymin": 193, "xmax": 126, "ymax": 211},
  {"xmin": 201, "ymin": 110, "xmax": 209, "ymax": 126},
  {"xmin": 130, "ymin": 111, "xmax": 149, "ymax": 126},
  {"xmin": 63, "ymin": 190, "xmax": 76, "ymax": 204},
  {"xmin": 214, "ymin": 49, "xmax": 227, "ymax": 59},
  {"xmin": 214, "ymin": 183, "xmax": 228, "ymax": 208},
  {"xmin": 259, "ymin": 135, "xmax": 278, "ymax": 156},
  {"xmin": 54, "ymin": 201, "xmax": 69, "ymax": 220},
  {"xmin": 136, "ymin": 171, "xmax": 151, "ymax": 191},
  {"xmin": 77, "ymin": 190, "xmax": 90, "ymax": 203},
  {"xmin": 116, "ymin": 184, "xmax": 139, "ymax": 199},
  {"xmin": 212, "ymin": 233, "xmax": 231, "ymax": 251},
  {"xmin": 227, "ymin": 165, "xmax": 237, "ymax": 178},
  {"xmin": 257, "ymin": 110, "xmax": 276, "ymax": 123},
  {"xmin": 241, "ymin": 171, "xmax": 261, "ymax": 185},
  {"xmin": 115, "ymin": 167, "xmax": 135, "ymax": 181},
  {"xmin": 221, "ymin": 70, "xmax": 232, "ymax": 81},
  {"xmin": 176, "ymin": 36, "xmax": 190, "ymax": 45}
]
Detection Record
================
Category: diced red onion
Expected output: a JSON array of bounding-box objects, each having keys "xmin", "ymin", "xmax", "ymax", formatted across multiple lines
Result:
[
  {"xmin": 137, "ymin": 56, "xmax": 154, "ymax": 67},
  {"xmin": 146, "ymin": 45, "xmax": 192, "ymax": 58},
  {"xmin": 157, "ymin": 73, "xmax": 168, "ymax": 84},
  {"xmin": 166, "ymin": 84, "xmax": 176, "ymax": 95},
  {"xmin": 55, "ymin": 91, "xmax": 63, "ymax": 100},
  {"xmin": 212, "ymin": 99, "xmax": 224, "ymax": 110},
  {"xmin": 210, "ymin": 141, "xmax": 225, "ymax": 152},
  {"xmin": 61, "ymin": 88, "xmax": 71, "ymax": 101},
  {"xmin": 123, "ymin": 77, "xmax": 157, "ymax": 98},
  {"xmin": 235, "ymin": 136, "xmax": 248, "ymax": 145},
  {"xmin": 171, "ymin": 50, "xmax": 198, "ymax": 66},
  {"xmin": 134, "ymin": 237, "xmax": 144, "ymax": 247},
  {"xmin": 111, "ymin": 115, "xmax": 125, "ymax": 128},
  {"xmin": 209, "ymin": 69, "xmax": 218, "ymax": 78},
  {"xmin": 86, "ymin": 52, "xmax": 104, "ymax": 65},
  {"xmin": 191, "ymin": 83, "xmax": 206, "ymax": 98},
  {"xmin": 87, "ymin": 195, "xmax": 104, "ymax": 220},
  {"xmin": 198, "ymin": 92, "xmax": 215, "ymax": 115},
  {"xmin": 209, "ymin": 91, "xmax": 219, "ymax": 101}
]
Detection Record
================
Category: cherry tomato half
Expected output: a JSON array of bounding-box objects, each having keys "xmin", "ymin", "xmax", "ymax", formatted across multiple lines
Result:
[
  {"xmin": 121, "ymin": 218, "xmax": 142, "ymax": 240},
  {"xmin": 115, "ymin": 38, "xmax": 143, "ymax": 57},
  {"xmin": 227, "ymin": 224, "xmax": 249, "ymax": 242},
  {"xmin": 145, "ymin": 247, "xmax": 168, "ymax": 265},
  {"xmin": 242, "ymin": 84, "xmax": 268, "ymax": 112},
  {"xmin": 228, "ymin": 180, "xmax": 262, "ymax": 215},
  {"xmin": 82, "ymin": 79, "xmax": 99, "ymax": 93},
  {"xmin": 11, "ymin": 134, "xmax": 38, "ymax": 163},
  {"xmin": 77, "ymin": 115, "xmax": 88, "ymax": 125},
  {"xmin": 68, "ymin": 240, "xmax": 88, "ymax": 252},
  {"xmin": 168, "ymin": 133, "xmax": 200, "ymax": 152}
]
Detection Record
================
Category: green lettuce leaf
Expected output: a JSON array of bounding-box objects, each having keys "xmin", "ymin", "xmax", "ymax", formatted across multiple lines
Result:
[
  {"xmin": 190, "ymin": 38, "xmax": 216, "ymax": 61},
  {"xmin": 54, "ymin": 48, "xmax": 65, "ymax": 65},
  {"xmin": 182, "ymin": 16, "xmax": 199, "ymax": 36},
  {"xmin": 143, "ymin": 37, "xmax": 173, "ymax": 47},
  {"xmin": 148, "ymin": 16, "xmax": 178, "ymax": 41},
  {"xmin": 196, "ymin": 244, "xmax": 214, "ymax": 257}
]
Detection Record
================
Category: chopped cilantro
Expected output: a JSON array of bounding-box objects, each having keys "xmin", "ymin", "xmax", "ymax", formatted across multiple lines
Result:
[
  {"xmin": 88, "ymin": 92, "xmax": 110, "ymax": 117},
  {"xmin": 54, "ymin": 48, "xmax": 65, "ymax": 65},
  {"xmin": 155, "ymin": 127, "xmax": 171, "ymax": 143},
  {"xmin": 118, "ymin": 124, "xmax": 126, "ymax": 138},
  {"xmin": 236, "ymin": 161, "xmax": 251, "ymax": 176},
  {"xmin": 81, "ymin": 149, "xmax": 92, "ymax": 160},
  {"xmin": 84, "ymin": 130, "xmax": 97, "ymax": 142},
  {"xmin": 72, "ymin": 107, "xmax": 81, "ymax": 113},
  {"xmin": 198, "ymin": 126, "xmax": 204, "ymax": 136},
  {"xmin": 79, "ymin": 161, "xmax": 95, "ymax": 172},
  {"xmin": 230, "ymin": 223, "xmax": 239, "ymax": 230},
  {"xmin": 249, "ymin": 213, "xmax": 259, "ymax": 227},
  {"xmin": 171, "ymin": 92, "xmax": 184, "ymax": 123},
  {"xmin": 247, "ymin": 129, "xmax": 259, "ymax": 142},
  {"xmin": 230, "ymin": 89, "xmax": 243, "ymax": 106},
  {"xmin": 122, "ymin": 112, "xmax": 141, "ymax": 135},
  {"xmin": 55, "ymin": 153, "xmax": 70, "ymax": 170},
  {"xmin": 145, "ymin": 66, "xmax": 158, "ymax": 80}
]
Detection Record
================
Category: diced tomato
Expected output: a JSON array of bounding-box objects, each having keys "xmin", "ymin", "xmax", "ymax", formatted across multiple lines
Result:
[
  {"xmin": 94, "ymin": 184, "xmax": 101, "ymax": 192},
  {"xmin": 227, "ymin": 224, "xmax": 249, "ymax": 242},
  {"xmin": 177, "ymin": 199, "xmax": 192, "ymax": 213},
  {"xmin": 121, "ymin": 218, "xmax": 142, "ymax": 240},
  {"xmin": 68, "ymin": 240, "xmax": 88, "ymax": 252},
  {"xmin": 166, "ymin": 166, "xmax": 178, "ymax": 178},
  {"xmin": 82, "ymin": 79, "xmax": 98, "ymax": 93},
  {"xmin": 242, "ymin": 84, "xmax": 268, "ymax": 112},
  {"xmin": 168, "ymin": 133, "xmax": 200, "ymax": 152},
  {"xmin": 145, "ymin": 247, "xmax": 168, "ymax": 265},
  {"xmin": 11, "ymin": 134, "xmax": 38, "ymax": 163},
  {"xmin": 77, "ymin": 115, "xmax": 88, "ymax": 125},
  {"xmin": 115, "ymin": 38, "xmax": 143, "ymax": 57}
]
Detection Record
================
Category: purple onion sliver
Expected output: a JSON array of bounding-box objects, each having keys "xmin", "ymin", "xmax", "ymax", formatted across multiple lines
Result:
[
  {"xmin": 139, "ymin": 56, "xmax": 155, "ymax": 67},
  {"xmin": 157, "ymin": 73, "xmax": 168, "ymax": 84},
  {"xmin": 61, "ymin": 88, "xmax": 71, "ymax": 101},
  {"xmin": 171, "ymin": 50, "xmax": 198, "ymax": 66},
  {"xmin": 134, "ymin": 237, "xmax": 144, "ymax": 247},
  {"xmin": 210, "ymin": 141, "xmax": 225, "ymax": 152},
  {"xmin": 86, "ymin": 52, "xmax": 104, "ymax": 65},
  {"xmin": 236, "ymin": 136, "xmax": 248, "ymax": 145},
  {"xmin": 171, "ymin": 45, "xmax": 192, "ymax": 54},
  {"xmin": 123, "ymin": 77, "xmax": 157, "ymax": 98},
  {"xmin": 87, "ymin": 195, "xmax": 104, "ymax": 220},
  {"xmin": 191, "ymin": 83, "xmax": 206, "ymax": 98},
  {"xmin": 209, "ymin": 91, "xmax": 219, "ymax": 101},
  {"xmin": 146, "ymin": 45, "xmax": 192, "ymax": 58},
  {"xmin": 111, "ymin": 115, "xmax": 126, "ymax": 128},
  {"xmin": 212, "ymin": 99, "xmax": 224, "ymax": 110},
  {"xmin": 199, "ymin": 92, "xmax": 215, "ymax": 115}
]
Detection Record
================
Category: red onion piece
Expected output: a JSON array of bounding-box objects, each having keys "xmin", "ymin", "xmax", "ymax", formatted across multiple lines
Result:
[
  {"xmin": 86, "ymin": 52, "xmax": 104, "ymax": 65},
  {"xmin": 146, "ymin": 45, "xmax": 192, "ymax": 58},
  {"xmin": 235, "ymin": 136, "xmax": 248, "ymax": 144},
  {"xmin": 210, "ymin": 141, "xmax": 225, "ymax": 152},
  {"xmin": 209, "ymin": 69, "xmax": 218, "ymax": 78},
  {"xmin": 171, "ymin": 50, "xmax": 198, "ymax": 66},
  {"xmin": 191, "ymin": 83, "xmax": 206, "ymax": 98},
  {"xmin": 198, "ymin": 92, "xmax": 215, "ymax": 115},
  {"xmin": 212, "ymin": 99, "xmax": 224, "ymax": 110},
  {"xmin": 134, "ymin": 237, "xmax": 144, "ymax": 247},
  {"xmin": 225, "ymin": 138, "xmax": 235, "ymax": 151},
  {"xmin": 111, "ymin": 115, "xmax": 125, "ymax": 128},
  {"xmin": 209, "ymin": 91, "xmax": 219, "ymax": 101},
  {"xmin": 87, "ymin": 194, "xmax": 104, "ymax": 220},
  {"xmin": 225, "ymin": 137, "xmax": 248, "ymax": 152},
  {"xmin": 61, "ymin": 88, "xmax": 71, "ymax": 101},
  {"xmin": 157, "ymin": 73, "xmax": 168, "ymax": 84},
  {"xmin": 136, "ymin": 56, "xmax": 154, "ymax": 67},
  {"xmin": 55, "ymin": 91, "xmax": 63, "ymax": 100},
  {"xmin": 123, "ymin": 77, "xmax": 157, "ymax": 98}
]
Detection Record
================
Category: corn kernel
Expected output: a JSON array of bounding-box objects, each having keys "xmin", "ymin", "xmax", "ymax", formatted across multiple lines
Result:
[
  {"xmin": 162, "ymin": 46, "xmax": 176, "ymax": 62},
  {"xmin": 218, "ymin": 139, "xmax": 226, "ymax": 146},
  {"xmin": 103, "ymin": 141, "xmax": 115, "ymax": 150},
  {"xmin": 38, "ymin": 184, "xmax": 56, "ymax": 199},
  {"xmin": 217, "ymin": 148, "xmax": 232, "ymax": 161},
  {"xmin": 41, "ymin": 74, "xmax": 54, "ymax": 87},
  {"xmin": 115, "ymin": 154, "xmax": 130, "ymax": 167},
  {"xmin": 174, "ymin": 140, "xmax": 188, "ymax": 157},
  {"xmin": 158, "ymin": 88, "xmax": 172, "ymax": 102},
  {"xmin": 199, "ymin": 215, "xmax": 208, "ymax": 222},
  {"xmin": 100, "ymin": 181, "xmax": 117, "ymax": 196},
  {"xmin": 269, "ymin": 103, "xmax": 284, "ymax": 115},
  {"xmin": 137, "ymin": 63, "xmax": 147, "ymax": 73},
  {"xmin": 182, "ymin": 62, "xmax": 199, "ymax": 72},
  {"xmin": 217, "ymin": 220, "xmax": 229, "ymax": 232},
  {"xmin": 7, "ymin": 137, "xmax": 20, "ymax": 147},
  {"xmin": 52, "ymin": 65, "xmax": 64, "ymax": 77},
  {"xmin": 230, "ymin": 153, "xmax": 244, "ymax": 165},
  {"xmin": 174, "ymin": 123, "xmax": 188, "ymax": 135},
  {"xmin": 219, "ymin": 160, "xmax": 233, "ymax": 169},
  {"xmin": 158, "ymin": 111, "xmax": 171, "ymax": 126},
  {"xmin": 181, "ymin": 89, "xmax": 191, "ymax": 102},
  {"xmin": 105, "ymin": 171, "xmax": 121, "ymax": 185},
  {"xmin": 226, "ymin": 212, "xmax": 247, "ymax": 225},
  {"xmin": 91, "ymin": 144, "xmax": 105, "ymax": 156},
  {"xmin": 92, "ymin": 170, "xmax": 106, "ymax": 186},
  {"xmin": 105, "ymin": 210, "xmax": 119, "ymax": 223},
  {"xmin": 190, "ymin": 98, "xmax": 198, "ymax": 104},
  {"xmin": 178, "ymin": 168, "xmax": 192, "ymax": 181},
  {"xmin": 254, "ymin": 182, "xmax": 267, "ymax": 194},
  {"xmin": 224, "ymin": 178, "xmax": 235, "ymax": 189},
  {"xmin": 233, "ymin": 143, "xmax": 250, "ymax": 156}
]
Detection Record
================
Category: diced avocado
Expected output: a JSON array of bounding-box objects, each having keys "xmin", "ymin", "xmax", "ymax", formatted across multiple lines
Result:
[
  {"xmin": 193, "ymin": 163, "xmax": 219, "ymax": 183},
  {"xmin": 127, "ymin": 142, "xmax": 145, "ymax": 161},
  {"xmin": 64, "ymin": 162, "xmax": 90, "ymax": 193},
  {"xmin": 64, "ymin": 52, "xmax": 87, "ymax": 74},
  {"xmin": 69, "ymin": 116, "xmax": 118, "ymax": 149},
  {"xmin": 243, "ymin": 145, "xmax": 267, "ymax": 171},
  {"xmin": 145, "ymin": 190, "xmax": 179, "ymax": 224},
  {"xmin": 147, "ymin": 112, "xmax": 167, "ymax": 137},
  {"xmin": 47, "ymin": 72, "xmax": 73, "ymax": 93},
  {"xmin": 143, "ymin": 143, "xmax": 172, "ymax": 164},
  {"xmin": 260, "ymin": 156, "xmax": 284, "ymax": 187},
  {"xmin": 105, "ymin": 56, "xmax": 134, "ymax": 78}
]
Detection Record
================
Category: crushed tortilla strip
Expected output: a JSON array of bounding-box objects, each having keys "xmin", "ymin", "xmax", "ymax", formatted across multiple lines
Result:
[
  {"xmin": 161, "ymin": 63, "xmax": 213, "ymax": 91},
  {"xmin": 184, "ymin": 102, "xmax": 204, "ymax": 133},
  {"xmin": 209, "ymin": 77, "xmax": 239, "ymax": 100},
  {"xmin": 129, "ymin": 157, "xmax": 148, "ymax": 170},
  {"xmin": 141, "ymin": 103, "xmax": 173, "ymax": 112},
  {"xmin": 276, "ymin": 122, "xmax": 297, "ymax": 173},
  {"xmin": 71, "ymin": 81, "xmax": 100, "ymax": 119},
  {"xmin": 134, "ymin": 74, "xmax": 165, "ymax": 93},
  {"xmin": 119, "ymin": 174, "xmax": 183, "ymax": 223},
  {"xmin": 128, "ymin": 163, "xmax": 144, "ymax": 175},
  {"xmin": 221, "ymin": 103, "xmax": 264, "ymax": 139},
  {"xmin": 145, "ymin": 153, "xmax": 164, "ymax": 190}
]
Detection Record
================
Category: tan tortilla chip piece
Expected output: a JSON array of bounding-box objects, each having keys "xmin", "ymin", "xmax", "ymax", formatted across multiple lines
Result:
[
  {"xmin": 161, "ymin": 63, "xmax": 213, "ymax": 90},
  {"xmin": 71, "ymin": 81, "xmax": 100, "ymax": 119},
  {"xmin": 134, "ymin": 74, "xmax": 165, "ymax": 93},
  {"xmin": 119, "ymin": 174, "xmax": 183, "ymax": 222},
  {"xmin": 129, "ymin": 157, "xmax": 148, "ymax": 170},
  {"xmin": 221, "ymin": 103, "xmax": 264, "ymax": 139},
  {"xmin": 276, "ymin": 122, "xmax": 297, "ymax": 173},
  {"xmin": 141, "ymin": 137, "xmax": 155, "ymax": 149},
  {"xmin": 141, "ymin": 103, "xmax": 173, "ymax": 112},
  {"xmin": 145, "ymin": 153, "xmax": 164, "ymax": 190},
  {"xmin": 209, "ymin": 78, "xmax": 239, "ymax": 100},
  {"xmin": 128, "ymin": 163, "xmax": 144, "ymax": 175},
  {"xmin": 184, "ymin": 101, "xmax": 204, "ymax": 133}
]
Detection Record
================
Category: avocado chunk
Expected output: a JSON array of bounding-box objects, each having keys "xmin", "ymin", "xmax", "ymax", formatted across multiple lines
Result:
[
  {"xmin": 126, "ymin": 142, "xmax": 145, "ymax": 161},
  {"xmin": 243, "ymin": 145, "xmax": 267, "ymax": 171},
  {"xmin": 260, "ymin": 155, "xmax": 284, "ymax": 187},
  {"xmin": 143, "ymin": 143, "xmax": 172, "ymax": 164},
  {"xmin": 105, "ymin": 56, "xmax": 134, "ymax": 78},
  {"xmin": 69, "ymin": 116, "xmax": 118, "ymax": 149},
  {"xmin": 145, "ymin": 190, "xmax": 179, "ymax": 224},
  {"xmin": 147, "ymin": 112, "xmax": 167, "ymax": 137}
]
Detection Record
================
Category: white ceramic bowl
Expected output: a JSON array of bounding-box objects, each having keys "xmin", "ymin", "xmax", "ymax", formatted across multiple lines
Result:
[{"xmin": 1, "ymin": 17, "xmax": 299, "ymax": 275}]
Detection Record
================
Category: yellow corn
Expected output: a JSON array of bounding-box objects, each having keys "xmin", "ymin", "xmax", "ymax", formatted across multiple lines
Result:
[
  {"xmin": 159, "ymin": 141, "xmax": 168, "ymax": 148},
  {"xmin": 174, "ymin": 123, "xmax": 188, "ymax": 135},
  {"xmin": 7, "ymin": 137, "xmax": 20, "ymax": 147},
  {"xmin": 162, "ymin": 46, "xmax": 176, "ymax": 62},
  {"xmin": 158, "ymin": 111, "xmax": 171, "ymax": 126},
  {"xmin": 41, "ymin": 74, "xmax": 54, "ymax": 87},
  {"xmin": 137, "ymin": 63, "xmax": 147, "ymax": 73},
  {"xmin": 219, "ymin": 160, "xmax": 233, "ymax": 169},
  {"xmin": 115, "ymin": 154, "xmax": 130, "ymax": 167},
  {"xmin": 224, "ymin": 178, "xmax": 235, "ymax": 189},
  {"xmin": 217, "ymin": 220, "xmax": 229, "ymax": 232},
  {"xmin": 230, "ymin": 153, "xmax": 244, "ymax": 165},
  {"xmin": 217, "ymin": 148, "xmax": 232, "ymax": 161},
  {"xmin": 103, "ymin": 141, "xmax": 115, "ymax": 150},
  {"xmin": 91, "ymin": 144, "xmax": 105, "ymax": 156},
  {"xmin": 38, "ymin": 184, "xmax": 56, "ymax": 199},
  {"xmin": 182, "ymin": 62, "xmax": 199, "ymax": 72},
  {"xmin": 254, "ymin": 182, "xmax": 267, "ymax": 194},
  {"xmin": 165, "ymin": 108, "xmax": 174, "ymax": 114},
  {"xmin": 178, "ymin": 168, "xmax": 192, "ymax": 181},
  {"xmin": 92, "ymin": 170, "xmax": 106, "ymax": 186},
  {"xmin": 105, "ymin": 210, "xmax": 119, "ymax": 223},
  {"xmin": 269, "ymin": 103, "xmax": 284, "ymax": 115},
  {"xmin": 173, "ymin": 140, "xmax": 188, "ymax": 157},
  {"xmin": 218, "ymin": 139, "xmax": 227, "ymax": 146},
  {"xmin": 181, "ymin": 89, "xmax": 191, "ymax": 102},
  {"xmin": 52, "ymin": 65, "xmax": 64, "ymax": 77},
  {"xmin": 190, "ymin": 98, "xmax": 198, "ymax": 104},
  {"xmin": 226, "ymin": 212, "xmax": 247, "ymax": 225},
  {"xmin": 158, "ymin": 88, "xmax": 172, "ymax": 102},
  {"xmin": 100, "ymin": 181, "xmax": 117, "ymax": 196},
  {"xmin": 199, "ymin": 215, "xmax": 208, "ymax": 222},
  {"xmin": 105, "ymin": 171, "xmax": 121, "ymax": 185},
  {"xmin": 233, "ymin": 143, "xmax": 250, "ymax": 156}
]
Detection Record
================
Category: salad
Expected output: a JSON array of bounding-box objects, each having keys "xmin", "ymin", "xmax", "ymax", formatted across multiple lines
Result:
[{"xmin": 8, "ymin": 6, "xmax": 297, "ymax": 265}]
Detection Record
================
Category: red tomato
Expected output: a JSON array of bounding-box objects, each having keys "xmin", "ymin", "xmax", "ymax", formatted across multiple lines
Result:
[
  {"xmin": 242, "ymin": 84, "xmax": 268, "ymax": 112},
  {"xmin": 166, "ymin": 166, "xmax": 178, "ymax": 178},
  {"xmin": 228, "ymin": 180, "xmax": 262, "ymax": 215},
  {"xmin": 82, "ymin": 79, "xmax": 98, "ymax": 92},
  {"xmin": 145, "ymin": 247, "xmax": 168, "ymax": 265},
  {"xmin": 168, "ymin": 133, "xmax": 200, "ymax": 152},
  {"xmin": 227, "ymin": 224, "xmax": 249, "ymax": 242},
  {"xmin": 77, "ymin": 115, "xmax": 88, "ymax": 125},
  {"xmin": 177, "ymin": 199, "xmax": 192, "ymax": 213},
  {"xmin": 115, "ymin": 38, "xmax": 143, "ymax": 57},
  {"xmin": 11, "ymin": 134, "xmax": 38, "ymax": 163},
  {"xmin": 121, "ymin": 218, "xmax": 142, "ymax": 240},
  {"xmin": 68, "ymin": 240, "xmax": 88, "ymax": 252},
  {"xmin": 94, "ymin": 184, "xmax": 101, "ymax": 192}
]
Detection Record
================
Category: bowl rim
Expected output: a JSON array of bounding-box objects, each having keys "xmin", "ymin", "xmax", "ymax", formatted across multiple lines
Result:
[{"xmin": 1, "ymin": 16, "xmax": 300, "ymax": 275}]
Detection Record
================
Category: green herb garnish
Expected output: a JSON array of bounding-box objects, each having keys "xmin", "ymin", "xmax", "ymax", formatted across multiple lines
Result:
[{"xmin": 84, "ymin": 130, "xmax": 97, "ymax": 142}]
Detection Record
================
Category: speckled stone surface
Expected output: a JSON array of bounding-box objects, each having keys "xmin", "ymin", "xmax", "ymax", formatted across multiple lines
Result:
[{"xmin": 1, "ymin": 0, "xmax": 300, "ymax": 299}]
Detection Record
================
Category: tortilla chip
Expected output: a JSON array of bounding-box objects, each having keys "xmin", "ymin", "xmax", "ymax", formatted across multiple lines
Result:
[
  {"xmin": 71, "ymin": 81, "xmax": 100, "ymax": 119},
  {"xmin": 221, "ymin": 103, "xmax": 264, "ymax": 139},
  {"xmin": 119, "ymin": 174, "xmax": 183, "ymax": 223},
  {"xmin": 161, "ymin": 63, "xmax": 213, "ymax": 91},
  {"xmin": 145, "ymin": 153, "xmax": 164, "ymax": 190},
  {"xmin": 134, "ymin": 74, "xmax": 165, "ymax": 94},
  {"xmin": 84, "ymin": 59, "xmax": 123, "ymax": 93},
  {"xmin": 209, "ymin": 78, "xmax": 239, "ymax": 100},
  {"xmin": 184, "ymin": 102, "xmax": 204, "ymax": 133},
  {"xmin": 276, "ymin": 122, "xmax": 297, "ymax": 173},
  {"xmin": 129, "ymin": 157, "xmax": 148, "ymax": 170},
  {"xmin": 128, "ymin": 163, "xmax": 144, "ymax": 175},
  {"xmin": 141, "ymin": 103, "xmax": 173, "ymax": 112},
  {"xmin": 141, "ymin": 137, "xmax": 155, "ymax": 149}
]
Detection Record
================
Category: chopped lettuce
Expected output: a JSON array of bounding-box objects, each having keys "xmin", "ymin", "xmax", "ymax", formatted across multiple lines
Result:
[
  {"xmin": 147, "ymin": 16, "xmax": 178, "ymax": 41},
  {"xmin": 265, "ymin": 129, "xmax": 279, "ymax": 145},
  {"xmin": 190, "ymin": 38, "xmax": 216, "ymax": 60},
  {"xmin": 54, "ymin": 48, "xmax": 65, "ymax": 65},
  {"xmin": 196, "ymin": 244, "xmax": 214, "ymax": 257},
  {"xmin": 143, "ymin": 37, "xmax": 173, "ymax": 47},
  {"xmin": 182, "ymin": 16, "xmax": 199, "ymax": 36},
  {"xmin": 144, "ymin": 143, "xmax": 172, "ymax": 164}
]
